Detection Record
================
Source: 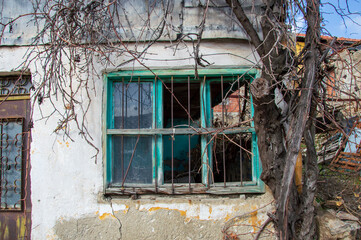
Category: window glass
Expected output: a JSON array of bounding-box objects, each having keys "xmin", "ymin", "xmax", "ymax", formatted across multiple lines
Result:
[
  {"xmin": 106, "ymin": 72, "xmax": 261, "ymax": 193},
  {"xmin": 1, "ymin": 119, "xmax": 23, "ymax": 210},
  {"xmin": 112, "ymin": 136, "xmax": 153, "ymax": 184},
  {"xmin": 113, "ymin": 82, "xmax": 153, "ymax": 129}
]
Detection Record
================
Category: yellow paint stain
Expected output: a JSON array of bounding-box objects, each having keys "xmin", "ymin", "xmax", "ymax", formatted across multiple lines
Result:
[
  {"xmin": 208, "ymin": 206, "xmax": 212, "ymax": 215},
  {"xmin": 249, "ymin": 207, "xmax": 262, "ymax": 233},
  {"xmin": 65, "ymin": 141, "xmax": 69, "ymax": 147},
  {"xmin": 224, "ymin": 213, "xmax": 231, "ymax": 222},
  {"xmin": 148, "ymin": 207, "xmax": 187, "ymax": 217},
  {"xmin": 114, "ymin": 205, "xmax": 130, "ymax": 214},
  {"xmin": 57, "ymin": 140, "xmax": 62, "ymax": 145},
  {"xmin": 99, "ymin": 213, "xmax": 115, "ymax": 220},
  {"xmin": 4, "ymin": 225, "xmax": 9, "ymax": 239},
  {"xmin": 95, "ymin": 211, "xmax": 99, "ymax": 215},
  {"xmin": 232, "ymin": 206, "xmax": 240, "ymax": 212},
  {"xmin": 16, "ymin": 217, "xmax": 26, "ymax": 239},
  {"xmin": 123, "ymin": 205, "xmax": 130, "ymax": 214},
  {"xmin": 46, "ymin": 234, "xmax": 57, "ymax": 240}
]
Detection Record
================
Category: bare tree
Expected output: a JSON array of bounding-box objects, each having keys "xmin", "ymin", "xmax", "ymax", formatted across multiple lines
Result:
[
  {"xmin": 1, "ymin": 0, "xmax": 360, "ymax": 239},
  {"xmin": 224, "ymin": 0, "xmax": 361, "ymax": 239}
]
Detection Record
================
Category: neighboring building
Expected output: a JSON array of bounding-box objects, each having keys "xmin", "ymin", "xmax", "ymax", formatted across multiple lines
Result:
[
  {"xmin": 296, "ymin": 34, "xmax": 361, "ymax": 171},
  {"xmin": 328, "ymin": 40, "xmax": 361, "ymax": 118},
  {"xmin": 297, "ymin": 34, "xmax": 361, "ymax": 121},
  {"xmin": 0, "ymin": 1, "xmax": 277, "ymax": 239}
]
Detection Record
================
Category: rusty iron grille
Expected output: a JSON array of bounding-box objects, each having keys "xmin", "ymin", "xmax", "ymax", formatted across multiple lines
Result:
[
  {"xmin": 0, "ymin": 75, "xmax": 32, "ymax": 96},
  {"xmin": 106, "ymin": 71, "xmax": 263, "ymax": 195},
  {"xmin": 0, "ymin": 118, "xmax": 23, "ymax": 210}
]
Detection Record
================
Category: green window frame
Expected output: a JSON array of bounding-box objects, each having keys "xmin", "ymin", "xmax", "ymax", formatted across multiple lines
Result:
[{"xmin": 103, "ymin": 68, "xmax": 264, "ymax": 195}]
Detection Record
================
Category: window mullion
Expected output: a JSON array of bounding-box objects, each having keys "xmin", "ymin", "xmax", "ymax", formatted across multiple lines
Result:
[
  {"xmin": 155, "ymin": 78, "xmax": 163, "ymax": 186},
  {"xmin": 200, "ymin": 76, "xmax": 212, "ymax": 187},
  {"xmin": 105, "ymin": 76, "xmax": 113, "ymax": 185}
]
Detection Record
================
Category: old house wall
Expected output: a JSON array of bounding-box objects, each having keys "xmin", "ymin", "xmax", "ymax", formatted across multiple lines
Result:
[
  {"xmin": 0, "ymin": 41, "xmax": 276, "ymax": 239},
  {"xmin": 0, "ymin": 1, "xmax": 278, "ymax": 239},
  {"xmin": 331, "ymin": 48, "xmax": 361, "ymax": 117}
]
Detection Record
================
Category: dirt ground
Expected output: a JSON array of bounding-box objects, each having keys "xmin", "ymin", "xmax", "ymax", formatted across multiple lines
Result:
[{"xmin": 317, "ymin": 165, "xmax": 361, "ymax": 238}]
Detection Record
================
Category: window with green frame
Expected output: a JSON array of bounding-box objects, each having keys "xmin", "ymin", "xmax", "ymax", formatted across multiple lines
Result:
[{"xmin": 103, "ymin": 69, "xmax": 264, "ymax": 195}]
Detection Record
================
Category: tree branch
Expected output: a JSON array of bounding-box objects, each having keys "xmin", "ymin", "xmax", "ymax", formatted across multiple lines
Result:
[{"xmin": 225, "ymin": 0, "xmax": 264, "ymax": 56}]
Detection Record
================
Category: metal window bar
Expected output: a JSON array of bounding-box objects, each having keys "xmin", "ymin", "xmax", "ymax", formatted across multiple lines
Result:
[
  {"xmin": 155, "ymin": 76, "xmax": 158, "ymax": 192},
  {"xmin": 121, "ymin": 78, "xmax": 125, "ymax": 185},
  {"xmin": 0, "ymin": 75, "xmax": 31, "ymax": 96},
  {"xmin": 121, "ymin": 135, "xmax": 140, "ymax": 187},
  {"xmin": 120, "ymin": 79, "xmax": 153, "ymax": 186},
  {"xmin": 171, "ymin": 76, "xmax": 174, "ymax": 193},
  {"xmin": 0, "ymin": 118, "xmax": 23, "ymax": 210},
  {"xmin": 201, "ymin": 76, "xmax": 209, "ymax": 186},
  {"xmin": 109, "ymin": 74, "xmax": 257, "ymax": 194},
  {"xmin": 188, "ymin": 76, "xmax": 191, "ymax": 192},
  {"xmin": 221, "ymin": 75, "xmax": 226, "ymax": 187},
  {"xmin": 238, "ymin": 77, "xmax": 243, "ymax": 186},
  {"xmin": 138, "ymin": 77, "xmax": 140, "ymax": 129}
]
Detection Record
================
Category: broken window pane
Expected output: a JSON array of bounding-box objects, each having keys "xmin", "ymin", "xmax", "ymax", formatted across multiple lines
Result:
[
  {"xmin": 213, "ymin": 133, "xmax": 252, "ymax": 183},
  {"xmin": 163, "ymin": 83, "xmax": 201, "ymax": 128},
  {"xmin": 211, "ymin": 81, "xmax": 251, "ymax": 128},
  {"xmin": 162, "ymin": 82, "xmax": 202, "ymax": 184},
  {"xmin": 163, "ymin": 134, "xmax": 202, "ymax": 183}
]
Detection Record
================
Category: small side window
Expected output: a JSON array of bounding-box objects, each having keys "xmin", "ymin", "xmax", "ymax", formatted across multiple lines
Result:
[{"xmin": 0, "ymin": 74, "xmax": 31, "ymax": 210}]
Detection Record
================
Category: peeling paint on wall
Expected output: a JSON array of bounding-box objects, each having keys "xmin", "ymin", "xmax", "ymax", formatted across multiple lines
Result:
[
  {"xmin": 0, "ymin": 39, "xmax": 262, "ymax": 239},
  {"xmin": 51, "ymin": 191, "xmax": 275, "ymax": 240},
  {"xmin": 53, "ymin": 192, "xmax": 276, "ymax": 240}
]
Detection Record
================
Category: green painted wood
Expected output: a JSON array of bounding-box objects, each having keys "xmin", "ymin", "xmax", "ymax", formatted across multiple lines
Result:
[
  {"xmin": 103, "ymin": 75, "xmax": 112, "ymax": 184},
  {"xmin": 107, "ymin": 68, "xmax": 259, "ymax": 79},
  {"xmin": 249, "ymin": 71, "xmax": 262, "ymax": 187},
  {"xmin": 106, "ymin": 127, "xmax": 255, "ymax": 135},
  {"xmin": 152, "ymin": 136, "xmax": 156, "ymax": 182},
  {"xmin": 200, "ymin": 79, "xmax": 211, "ymax": 186},
  {"xmin": 205, "ymin": 80, "xmax": 213, "ymax": 185},
  {"xmin": 254, "ymin": 134, "xmax": 265, "ymax": 191},
  {"xmin": 104, "ymin": 68, "xmax": 264, "ymax": 193},
  {"xmin": 152, "ymin": 78, "xmax": 157, "ymax": 182},
  {"xmin": 156, "ymin": 135, "xmax": 163, "ymax": 186},
  {"xmin": 156, "ymin": 78, "xmax": 163, "ymax": 129},
  {"xmin": 105, "ymin": 184, "xmax": 265, "ymax": 195},
  {"xmin": 155, "ymin": 78, "xmax": 164, "ymax": 185},
  {"xmin": 109, "ymin": 181, "xmax": 257, "ymax": 188}
]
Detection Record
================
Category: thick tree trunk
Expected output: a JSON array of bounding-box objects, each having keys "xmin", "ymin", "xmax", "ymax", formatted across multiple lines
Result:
[
  {"xmin": 300, "ymin": 108, "xmax": 318, "ymax": 239},
  {"xmin": 250, "ymin": 78, "xmax": 285, "ymax": 198},
  {"xmin": 226, "ymin": 0, "xmax": 321, "ymax": 239},
  {"xmin": 276, "ymin": 1, "xmax": 320, "ymax": 237}
]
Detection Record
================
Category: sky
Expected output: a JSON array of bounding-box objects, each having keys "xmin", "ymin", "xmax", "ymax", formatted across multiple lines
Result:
[
  {"xmin": 321, "ymin": 0, "xmax": 361, "ymax": 39},
  {"xmin": 296, "ymin": 0, "xmax": 361, "ymax": 39}
]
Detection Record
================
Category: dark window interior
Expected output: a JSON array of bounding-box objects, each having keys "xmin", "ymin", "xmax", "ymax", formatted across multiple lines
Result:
[
  {"xmin": 212, "ymin": 133, "xmax": 252, "ymax": 183},
  {"xmin": 163, "ymin": 82, "xmax": 202, "ymax": 183}
]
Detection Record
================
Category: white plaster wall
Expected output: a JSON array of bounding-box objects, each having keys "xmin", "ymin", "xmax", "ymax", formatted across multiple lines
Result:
[{"xmin": 0, "ymin": 41, "xmax": 269, "ymax": 240}]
